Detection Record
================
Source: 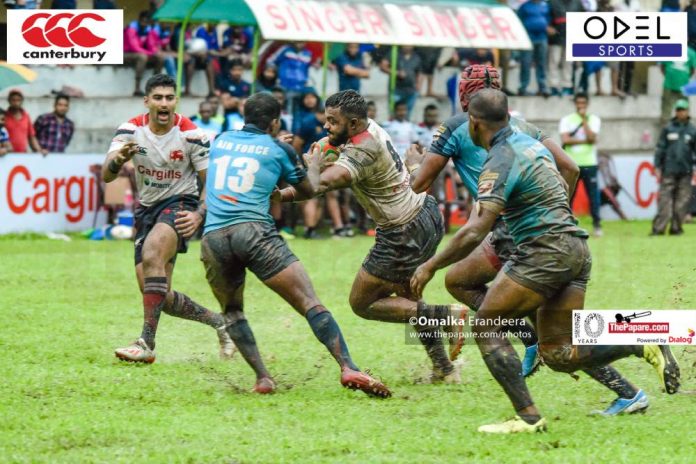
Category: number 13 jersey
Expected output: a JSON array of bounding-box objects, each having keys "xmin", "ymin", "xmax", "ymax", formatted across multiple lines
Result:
[
  {"xmin": 335, "ymin": 119, "xmax": 425, "ymax": 229},
  {"xmin": 204, "ymin": 124, "xmax": 306, "ymax": 235}
]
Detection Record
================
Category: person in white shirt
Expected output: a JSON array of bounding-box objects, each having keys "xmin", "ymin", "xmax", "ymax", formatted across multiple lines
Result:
[
  {"xmin": 103, "ymin": 74, "xmax": 235, "ymax": 364},
  {"xmin": 383, "ymin": 100, "xmax": 419, "ymax": 160}
]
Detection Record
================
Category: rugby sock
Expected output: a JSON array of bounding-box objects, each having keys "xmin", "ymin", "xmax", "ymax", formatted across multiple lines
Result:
[
  {"xmin": 415, "ymin": 325, "xmax": 453, "ymax": 375},
  {"xmin": 481, "ymin": 344, "xmax": 535, "ymax": 414},
  {"xmin": 462, "ymin": 289, "xmax": 539, "ymax": 348},
  {"xmin": 166, "ymin": 291, "xmax": 225, "ymax": 328},
  {"xmin": 416, "ymin": 301, "xmax": 449, "ymax": 321},
  {"xmin": 226, "ymin": 318, "xmax": 270, "ymax": 379},
  {"xmin": 583, "ymin": 365, "xmax": 639, "ymax": 399},
  {"xmin": 510, "ymin": 319, "xmax": 539, "ymax": 348},
  {"xmin": 572, "ymin": 345, "xmax": 643, "ymax": 368},
  {"xmin": 306, "ymin": 306, "xmax": 360, "ymax": 371},
  {"xmin": 141, "ymin": 276, "xmax": 168, "ymax": 349}
]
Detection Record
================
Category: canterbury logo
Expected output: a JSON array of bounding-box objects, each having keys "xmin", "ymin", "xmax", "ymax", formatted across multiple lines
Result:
[{"xmin": 21, "ymin": 12, "xmax": 106, "ymax": 48}]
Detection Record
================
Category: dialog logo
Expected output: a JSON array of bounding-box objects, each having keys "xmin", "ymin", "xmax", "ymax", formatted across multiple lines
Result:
[
  {"xmin": 566, "ymin": 12, "xmax": 687, "ymax": 61},
  {"xmin": 7, "ymin": 9, "xmax": 123, "ymax": 64}
]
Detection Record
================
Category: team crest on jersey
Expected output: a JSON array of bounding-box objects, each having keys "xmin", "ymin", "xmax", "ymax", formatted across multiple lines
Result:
[
  {"xmin": 170, "ymin": 150, "xmax": 184, "ymax": 162},
  {"xmin": 478, "ymin": 180, "xmax": 494, "ymax": 195}
]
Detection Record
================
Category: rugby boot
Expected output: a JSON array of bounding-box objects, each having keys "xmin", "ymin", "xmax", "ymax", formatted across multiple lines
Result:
[
  {"xmin": 643, "ymin": 345, "xmax": 680, "ymax": 394},
  {"xmin": 340, "ymin": 368, "xmax": 392, "ymax": 398},
  {"xmin": 115, "ymin": 338, "xmax": 155, "ymax": 364}
]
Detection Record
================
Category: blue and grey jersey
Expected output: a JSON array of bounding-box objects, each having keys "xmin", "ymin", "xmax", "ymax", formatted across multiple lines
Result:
[{"xmin": 204, "ymin": 124, "xmax": 306, "ymax": 234}]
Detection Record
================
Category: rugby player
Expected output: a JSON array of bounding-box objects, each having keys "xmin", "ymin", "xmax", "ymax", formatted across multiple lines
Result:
[
  {"xmin": 104, "ymin": 74, "xmax": 235, "ymax": 363},
  {"xmin": 411, "ymin": 90, "xmax": 680, "ymax": 433},
  {"xmin": 277, "ymin": 90, "xmax": 465, "ymax": 383},
  {"xmin": 407, "ymin": 64, "xmax": 656, "ymax": 414},
  {"xmin": 201, "ymin": 92, "xmax": 390, "ymax": 397},
  {"xmin": 406, "ymin": 65, "xmax": 581, "ymax": 377}
]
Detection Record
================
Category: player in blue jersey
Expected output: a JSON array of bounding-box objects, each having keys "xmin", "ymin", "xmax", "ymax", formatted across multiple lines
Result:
[
  {"xmin": 407, "ymin": 65, "xmax": 662, "ymax": 416},
  {"xmin": 200, "ymin": 92, "xmax": 390, "ymax": 397},
  {"xmin": 405, "ymin": 65, "xmax": 580, "ymax": 378},
  {"xmin": 411, "ymin": 90, "xmax": 680, "ymax": 433}
]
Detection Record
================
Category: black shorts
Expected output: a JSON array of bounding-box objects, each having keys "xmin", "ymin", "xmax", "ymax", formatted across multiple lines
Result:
[
  {"xmin": 134, "ymin": 194, "xmax": 198, "ymax": 265},
  {"xmin": 416, "ymin": 47, "xmax": 441, "ymax": 75},
  {"xmin": 503, "ymin": 234, "xmax": 592, "ymax": 299},
  {"xmin": 201, "ymin": 221, "xmax": 298, "ymax": 302},
  {"xmin": 363, "ymin": 195, "xmax": 445, "ymax": 284}
]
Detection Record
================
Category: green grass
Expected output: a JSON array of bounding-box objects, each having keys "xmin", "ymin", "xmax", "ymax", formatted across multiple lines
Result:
[{"xmin": 1, "ymin": 219, "xmax": 695, "ymax": 463}]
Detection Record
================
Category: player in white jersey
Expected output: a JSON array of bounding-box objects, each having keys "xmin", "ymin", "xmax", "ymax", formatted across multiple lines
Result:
[
  {"xmin": 276, "ymin": 90, "xmax": 466, "ymax": 382},
  {"xmin": 102, "ymin": 74, "xmax": 235, "ymax": 364}
]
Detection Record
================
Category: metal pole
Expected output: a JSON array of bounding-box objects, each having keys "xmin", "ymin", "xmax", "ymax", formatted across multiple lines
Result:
[
  {"xmin": 250, "ymin": 27, "xmax": 261, "ymax": 94},
  {"xmin": 176, "ymin": 0, "xmax": 206, "ymax": 104},
  {"xmin": 322, "ymin": 42, "xmax": 329, "ymax": 100},
  {"xmin": 389, "ymin": 44, "xmax": 398, "ymax": 113}
]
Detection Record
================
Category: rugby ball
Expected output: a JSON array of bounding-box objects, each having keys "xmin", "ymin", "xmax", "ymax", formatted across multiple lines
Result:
[
  {"xmin": 317, "ymin": 137, "xmax": 340, "ymax": 163},
  {"xmin": 186, "ymin": 38, "xmax": 208, "ymax": 54},
  {"xmin": 110, "ymin": 225, "xmax": 134, "ymax": 240}
]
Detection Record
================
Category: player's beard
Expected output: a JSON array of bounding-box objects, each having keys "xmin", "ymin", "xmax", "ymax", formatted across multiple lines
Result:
[{"xmin": 328, "ymin": 127, "xmax": 349, "ymax": 146}]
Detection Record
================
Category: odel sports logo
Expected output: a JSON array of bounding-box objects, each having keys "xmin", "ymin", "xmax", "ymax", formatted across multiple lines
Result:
[{"xmin": 7, "ymin": 9, "xmax": 123, "ymax": 65}]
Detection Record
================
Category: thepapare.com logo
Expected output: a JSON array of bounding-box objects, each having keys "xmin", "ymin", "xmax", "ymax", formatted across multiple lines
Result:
[
  {"xmin": 7, "ymin": 10, "xmax": 123, "ymax": 65},
  {"xmin": 567, "ymin": 12, "xmax": 687, "ymax": 62}
]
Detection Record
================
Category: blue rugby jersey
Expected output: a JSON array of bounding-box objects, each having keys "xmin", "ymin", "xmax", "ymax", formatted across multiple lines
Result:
[{"xmin": 204, "ymin": 124, "xmax": 305, "ymax": 234}]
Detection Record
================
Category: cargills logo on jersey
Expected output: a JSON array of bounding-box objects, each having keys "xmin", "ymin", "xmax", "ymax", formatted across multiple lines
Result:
[
  {"xmin": 6, "ymin": 10, "xmax": 123, "ymax": 65},
  {"xmin": 566, "ymin": 12, "xmax": 687, "ymax": 62}
]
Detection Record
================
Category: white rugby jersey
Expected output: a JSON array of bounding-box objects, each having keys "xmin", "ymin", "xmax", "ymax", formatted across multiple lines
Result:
[{"xmin": 108, "ymin": 113, "xmax": 210, "ymax": 207}]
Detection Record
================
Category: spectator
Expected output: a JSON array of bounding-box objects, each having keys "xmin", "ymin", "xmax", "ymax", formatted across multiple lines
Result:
[
  {"xmin": 660, "ymin": 48, "xmax": 696, "ymax": 126},
  {"xmin": 271, "ymin": 42, "xmax": 316, "ymax": 115},
  {"xmin": 548, "ymin": 0, "xmax": 585, "ymax": 97},
  {"xmin": 651, "ymin": 99, "xmax": 696, "ymax": 235},
  {"xmin": 380, "ymin": 46, "xmax": 422, "ymax": 118},
  {"xmin": 292, "ymin": 90, "xmax": 320, "ymax": 133},
  {"xmin": 661, "ymin": 0, "xmax": 681, "ymax": 12},
  {"xmin": 191, "ymin": 101, "xmax": 223, "ymax": 141},
  {"xmin": 187, "ymin": 24, "xmax": 221, "ymax": 96},
  {"xmin": 271, "ymin": 87, "xmax": 293, "ymax": 133},
  {"xmin": 216, "ymin": 59, "xmax": 251, "ymax": 98},
  {"xmin": 0, "ymin": 109, "xmax": 12, "ymax": 156},
  {"xmin": 152, "ymin": 21, "xmax": 181, "ymax": 81},
  {"xmin": 383, "ymin": 100, "xmax": 419, "ymax": 159},
  {"xmin": 94, "ymin": 0, "xmax": 116, "ymax": 7},
  {"xmin": 51, "ymin": 0, "xmax": 76, "ymax": 7},
  {"xmin": 333, "ymin": 43, "xmax": 370, "ymax": 92},
  {"xmin": 220, "ymin": 26, "xmax": 252, "ymax": 68},
  {"xmin": 292, "ymin": 105, "xmax": 350, "ymax": 238},
  {"xmin": 367, "ymin": 100, "xmax": 377, "ymax": 121},
  {"xmin": 416, "ymin": 104, "xmax": 440, "ymax": 149},
  {"xmin": 123, "ymin": 11, "xmax": 164, "ymax": 96},
  {"xmin": 560, "ymin": 92, "xmax": 603, "ymax": 236},
  {"xmin": 416, "ymin": 47, "xmax": 443, "ymax": 98},
  {"xmin": 615, "ymin": 0, "xmax": 641, "ymax": 96},
  {"xmin": 204, "ymin": 94, "xmax": 225, "ymax": 126},
  {"xmin": 594, "ymin": 0, "xmax": 625, "ymax": 97},
  {"xmin": 255, "ymin": 64, "xmax": 279, "ymax": 93},
  {"xmin": 33, "ymin": 94, "xmax": 74, "ymax": 154},
  {"xmin": 220, "ymin": 91, "xmax": 244, "ymax": 132},
  {"xmin": 688, "ymin": 0, "xmax": 696, "ymax": 51},
  {"xmin": 4, "ymin": 90, "xmax": 44, "ymax": 154},
  {"xmin": 457, "ymin": 48, "xmax": 495, "ymax": 67},
  {"xmin": 517, "ymin": 0, "xmax": 551, "ymax": 97}
]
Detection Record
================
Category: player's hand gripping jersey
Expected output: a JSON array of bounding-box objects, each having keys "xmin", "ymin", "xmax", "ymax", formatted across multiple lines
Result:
[
  {"xmin": 109, "ymin": 113, "xmax": 209, "ymax": 207},
  {"xmin": 335, "ymin": 119, "xmax": 425, "ymax": 228},
  {"xmin": 204, "ymin": 125, "xmax": 306, "ymax": 234},
  {"xmin": 429, "ymin": 113, "xmax": 548, "ymax": 200}
]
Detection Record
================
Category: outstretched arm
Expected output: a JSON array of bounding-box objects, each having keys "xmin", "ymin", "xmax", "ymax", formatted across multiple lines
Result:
[{"xmin": 411, "ymin": 206, "xmax": 498, "ymax": 298}]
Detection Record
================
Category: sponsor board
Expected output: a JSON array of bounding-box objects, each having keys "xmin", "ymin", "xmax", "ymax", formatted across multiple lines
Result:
[
  {"xmin": 7, "ymin": 9, "xmax": 123, "ymax": 65},
  {"xmin": 566, "ymin": 12, "xmax": 687, "ymax": 61},
  {"xmin": 573, "ymin": 310, "xmax": 696, "ymax": 345}
]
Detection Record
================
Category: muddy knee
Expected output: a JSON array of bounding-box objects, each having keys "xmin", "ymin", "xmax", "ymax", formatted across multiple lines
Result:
[{"xmin": 539, "ymin": 343, "xmax": 576, "ymax": 373}]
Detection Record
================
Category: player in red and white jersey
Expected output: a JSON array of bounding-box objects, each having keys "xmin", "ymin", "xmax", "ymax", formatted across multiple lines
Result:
[{"xmin": 102, "ymin": 74, "xmax": 235, "ymax": 364}]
